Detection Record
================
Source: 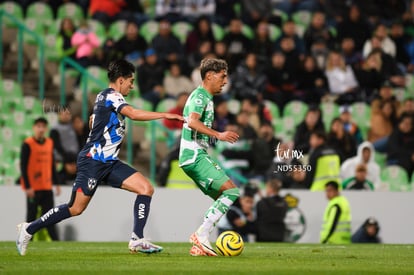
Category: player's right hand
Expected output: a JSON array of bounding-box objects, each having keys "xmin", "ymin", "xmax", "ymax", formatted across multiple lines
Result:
[{"xmin": 218, "ymin": 131, "xmax": 239, "ymax": 143}]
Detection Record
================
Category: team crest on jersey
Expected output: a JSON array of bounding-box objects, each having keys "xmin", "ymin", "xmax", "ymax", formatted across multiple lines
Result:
[{"xmin": 87, "ymin": 178, "xmax": 97, "ymax": 190}]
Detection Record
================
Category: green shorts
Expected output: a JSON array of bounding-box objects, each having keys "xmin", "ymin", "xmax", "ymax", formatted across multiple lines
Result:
[{"xmin": 181, "ymin": 152, "xmax": 229, "ymax": 199}]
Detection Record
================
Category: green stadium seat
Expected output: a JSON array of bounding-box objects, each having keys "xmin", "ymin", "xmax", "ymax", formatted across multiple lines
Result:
[
  {"xmin": 276, "ymin": 115, "xmax": 296, "ymax": 142},
  {"xmin": 81, "ymin": 66, "xmax": 107, "ymax": 94},
  {"xmin": 108, "ymin": 20, "xmax": 127, "ymax": 41},
  {"xmin": 320, "ymin": 102, "xmax": 340, "ymax": 130},
  {"xmin": 283, "ymin": 100, "xmax": 308, "ymax": 127},
  {"xmin": 88, "ymin": 19, "xmax": 107, "ymax": 44},
  {"xmin": 292, "ymin": 10, "xmax": 312, "ymax": 27},
  {"xmin": 212, "ymin": 23, "xmax": 225, "ymax": 41},
  {"xmin": 156, "ymin": 98, "xmax": 177, "ymax": 113},
  {"xmin": 268, "ymin": 24, "xmax": 282, "ymax": 42},
  {"xmin": 374, "ymin": 152, "xmax": 387, "ymax": 170},
  {"xmin": 242, "ymin": 24, "xmax": 254, "ymax": 40},
  {"xmin": 140, "ymin": 20, "xmax": 159, "ymax": 43},
  {"xmin": 56, "ymin": 2, "xmax": 84, "ymax": 23},
  {"xmin": 43, "ymin": 33, "xmax": 60, "ymax": 61},
  {"xmin": 227, "ymin": 99, "xmax": 241, "ymax": 115},
  {"xmin": 23, "ymin": 18, "xmax": 46, "ymax": 44},
  {"xmin": 0, "ymin": 79, "xmax": 23, "ymax": 111},
  {"xmin": 26, "ymin": 2, "xmax": 54, "ymax": 27},
  {"xmin": 272, "ymin": 9, "xmax": 289, "ymax": 23},
  {"xmin": 1, "ymin": 1, "xmax": 24, "ymax": 27},
  {"xmin": 351, "ymin": 102, "xmax": 371, "ymax": 139},
  {"xmin": 381, "ymin": 165, "xmax": 410, "ymax": 191},
  {"xmin": 172, "ymin": 21, "xmax": 193, "ymax": 44}
]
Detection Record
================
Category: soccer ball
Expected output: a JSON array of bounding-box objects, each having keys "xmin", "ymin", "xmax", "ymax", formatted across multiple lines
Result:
[{"xmin": 215, "ymin": 231, "xmax": 244, "ymax": 256}]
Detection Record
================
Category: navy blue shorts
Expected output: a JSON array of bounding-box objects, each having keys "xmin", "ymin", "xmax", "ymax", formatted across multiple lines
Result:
[{"xmin": 73, "ymin": 157, "xmax": 136, "ymax": 196}]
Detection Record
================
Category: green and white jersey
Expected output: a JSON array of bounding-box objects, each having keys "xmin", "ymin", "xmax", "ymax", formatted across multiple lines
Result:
[{"xmin": 179, "ymin": 86, "xmax": 215, "ymax": 166}]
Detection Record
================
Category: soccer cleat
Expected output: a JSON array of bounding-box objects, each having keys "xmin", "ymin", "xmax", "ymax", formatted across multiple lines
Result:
[
  {"xmin": 16, "ymin": 222, "xmax": 32, "ymax": 256},
  {"xmin": 189, "ymin": 245, "xmax": 207, "ymax": 256},
  {"xmin": 189, "ymin": 232, "xmax": 217, "ymax": 256},
  {"xmin": 129, "ymin": 237, "xmax": 163, "ymax": 254}
]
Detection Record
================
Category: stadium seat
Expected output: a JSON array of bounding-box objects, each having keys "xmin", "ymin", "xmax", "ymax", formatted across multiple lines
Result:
[
  {"xmin": 212, "ymin": 23, "xmax": 225, "ymax": 41},
  {"xmin": 172, "ymin": 21, "xmax": 193, "ymax": 44},
  {"xmin": 320, "ymin": 102, "xmax": 340, "ymax": 130},
  {"xmin": 88, "ymin": 19, "xmax": 107, "ymax": 44},
  {"xmin": 80, "ymin": 66, "xmax": 107, "ymax": 94},
  {"xmin": 292, "ymin": 10, "xmax": 312, "ymax": 27},
  {"xmin": 283, "ymin": 100, "xmax": 308, "ymax": 126},
  {"xmin": 268, "ymin": 24, "xmax": 282, "ymax": 42},
  {"xmin": 1, "ymin": 1, "xmax": 24, "ymax": 27},
  {"xmin": 140, "ymin": 20, "xmax": 159, "ymax": 43},
  {"xmin": 56, "ymin": 2, "xmax": 84, "ymax": 23},
  {"xmin": 26, "ymin": 2, "xmax": 54, "ymax": 27},
  {"xmin": 23, "ymin": 18, "xmax": 45, "ymax": 45},
  {"xmin": 374, "ymin": 152, "xmax": 387, "ymax": 170},
  {"xmin": 242, "ymin": 24, "xmax": 254, "ymax": 40},
  {"xmin": 272, "ymin": 9, "xmax": 289, "ymax": 23},
  {"xmin": 43, "ymin": 34, "xmax": 60, "ymax": 62},
  {"xmin": 351, "ymin": 102, "xmax": 371, "ymax": 139},
  {"xmin": 381, "ymin": 165, "xmax": 410, "ymax": 191},
  {"xmin": 227, "ymin": 98, "xmax": 241, "ymax": 115},
  {"xmin": 156, "ymin": 98, "xmax": 177, "ymax": 113},
  {"xmin": 0, "ymin": 79, "xmax": 23, "ymax": 111},
  {"xmin": 108, "ymin": 20, "xmax": 127, "ymax": 41},
  {"xmin": 44, "ymin": 111, "xmax": 59, "ymax": 127},
  {"xmin": 276, "ymin": 115, "xmax": 296, "ymax": 141}
]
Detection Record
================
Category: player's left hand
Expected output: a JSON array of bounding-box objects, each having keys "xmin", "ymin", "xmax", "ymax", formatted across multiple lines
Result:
[{"xmin": 165, "ymin": 113, "xmax": 184, "ymax": 121}]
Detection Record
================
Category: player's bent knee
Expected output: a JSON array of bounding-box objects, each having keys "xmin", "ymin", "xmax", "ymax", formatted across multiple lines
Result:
[{"xmin": 141, "ymin": 182, "xmax": 154, "ymax": 196}]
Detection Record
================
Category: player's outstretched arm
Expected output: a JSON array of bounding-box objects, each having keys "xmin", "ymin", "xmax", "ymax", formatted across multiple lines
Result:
[
  {"xmin": 187, "ymin": 112, "xmax": 239, "ymax": 143},
  {"xmin": 121, "ymin": 105, "xmax": 184, "ymax": 122}
]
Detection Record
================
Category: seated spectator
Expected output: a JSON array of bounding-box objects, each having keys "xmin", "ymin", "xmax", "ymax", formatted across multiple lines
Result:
[
  {"xmin": 212, "ymin": 97, "xmax": 235, "ymax": 133},
  {"xmin": 240, "ymin": 0, "xmax": 280, "ymax": 27},
  {"xmin": 287, "ymin": 160, "xmax": 308, "ymax": 189},
  {"xmin": 162, "ymin": 92, "xmax": 188, "ymax": 131},
  {"xmin": 251, "ymin": 21, "xmax": 274, "ymax": 67},
  {"xmin": 293, "ymin": 106, "xmax": 325, "ymax": 155},
  {"xmin": 352, "ymin": 217, "xmax": 381, "ymax": 243},
  {"xmin": 368, "ymin": 100, "xmax": 397, "ymax": 153},
  {"xmin": 278, "ymin": 36, "xmax": 301, "ymax": 80},
  {"xmin": 182, "ymin": 0, "xmax": 216, "ymax": 23},
  {"xmin": 398, "ymin": 97, "xmax": 414, "ymax": 118},
  {"xmin": 263, "ymin": 51, "xmax": 297, "ymax": 112},
  {"xmin": 236, "ymin": 111, "xmax": 257, "ymax": 140},
  {"xmin": 72, "ymin": 114, "xmax": 89, "ymax": 149},
  {"xmin": 389, "ymin": 21, "xmax": 411, "ymax": 73},
  {"xmin": 222, "ymin": 18, "xmax": 252, "ymax": 72},
  {"xmin": 303, "ymin": 11, "xmax": 334, "ymax": 52},
  {"xmin": 342, "ymin": 163, "xmax": 375, "ymax": 190},
  {"xmin": 327, "ymin": 117, "xmax": 357, "ymax": 163},
  {"xmin": 341, "ymin": 37, "xmax": 363, "ymax": 68},
  {"xmin": 185, "ymin": 15, "xmax": 215, "ymax": 55},
  {"xmin": 340, "ymin": 141, "xmax": 381, "ymax": 188},
  {"xmin": 214, "ymin": 0, "xmax": 237, "ymax": 27},
  {"xmin": 163, "ymin": 63, "xmax": 195, "ymax": 98},
  {"xmin": 363, "ymin": 24, "xmax": 396, "ymax": 58},
  {"xmin": 230, "ymin": 53, "xmax": 267, "ymax": 101},
  {"xmin": 240, "ymin": 96, "xmax": 272, "ymax": 133},
  {"xmin": 310, "ymin": 38, "xmax": 330, "ymax": 71},
  {"xmin": 151, "ymin": 19, "xmax": 184, "ymax": 68},
  {"xmin": 256, "ymin": 179, "xmax": 288, "ymax": 242},
  {"xmin": 187, "ymin": 40, "xmax": 213, "ymax": 70},
  {"xmin": 371, "ymin": 81, "xmax": 400, "ymax": 113},
  {"xmin": 71, "ymin": 20, "xmax": 100, "ymax": 68},
  {"xmin": 56, "ymin": 17, "xmax": 77, "ymax": 61},
  {"xmin": 115, "ymin": 21, "xmax": 148, "ymax": 66},
  {"xmin": 339, "ymin": 106, "xmax": 363, "ymax": 145},
  {"xmin": 386, "ymin": 113, "xmax": 414, "ymax": 179},
  {"xmin": 155, "ymin": 0, "xmax": 184, "ymax": 23},
  {"xmin": 137, "ymin": 48, "xmax": 166, "ymax": 108},
  {"xmin": 275, "ymin": 20, "xmax": 305, "ymax": 57},
  {"xmin": 296, "ymin": 55, "xmax": 328, "ymax": 104},
  {"xmin": 324, "ymin": 50, "xmax": 360, "ymax": 105},
  {"xmin": 306, "ymin": 131, "xmax": 341, "ymax": 191},
  {"xmin": 217, "ymin": 188, "xmax": 256, "ymax": 242}
]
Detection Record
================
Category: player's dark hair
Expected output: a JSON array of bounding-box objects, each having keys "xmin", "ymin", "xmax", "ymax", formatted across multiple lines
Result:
[
  {"xmin": 325, "ymin": 181, "xmax": 339, "ymax": 190},
  {"xmin": 107, "ymin": 59, "xmax": 135, "ymax": 83},
  {"xmin": 33, "ymin": 117, "xmax": 48, "ymax": 126},
  {"xmin": 199, "ymin": 58, "xmax": 228, "ymax": 80}
]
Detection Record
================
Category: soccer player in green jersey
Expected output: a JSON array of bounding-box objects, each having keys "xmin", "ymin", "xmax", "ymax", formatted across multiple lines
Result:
[{"xmin": 179, "ymin": 58, "xmax": 240, "ymax": 256}]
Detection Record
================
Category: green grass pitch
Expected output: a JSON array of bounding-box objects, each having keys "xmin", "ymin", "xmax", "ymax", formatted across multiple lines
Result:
[{"xmin": 1, "ymin": 242, "xmax": 414, "ymax": 274}]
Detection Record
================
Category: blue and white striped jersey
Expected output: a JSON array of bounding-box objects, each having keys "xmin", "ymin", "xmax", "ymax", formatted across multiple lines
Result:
[{"xmin": 80, "ymin": 88, "xmax": 129, "ymax": 162}]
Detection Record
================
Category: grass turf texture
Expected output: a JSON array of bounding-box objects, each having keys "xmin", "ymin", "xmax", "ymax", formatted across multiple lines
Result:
[{"xmin": 1, "ymin": 242, "xmax": 414, "ymax": 274}]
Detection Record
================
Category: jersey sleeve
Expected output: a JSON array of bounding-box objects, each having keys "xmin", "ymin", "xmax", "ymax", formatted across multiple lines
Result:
[
  {"xmin": 107, "ymin": 92, "xmax": 129, "ymax": 113},
  {"xmin": 186, "ymin": 92, "xmax": 209, "ymax": 115}
]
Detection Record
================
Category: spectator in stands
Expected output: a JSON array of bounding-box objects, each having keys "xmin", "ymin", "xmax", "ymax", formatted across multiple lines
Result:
[
  {"xmin": 342, "ymin": 163, "xmax": 375, "ymax": 190},
  {"xmin": 240, "ymin": 0, "xmax": 279, "ymax": 27},
  {"xmin": 20, "ymin": 117, "xmax": 60, "ymax": 241},
  {"xmin": 182, "ymin": 0, "xmax": 216, "ymax": 23},
  {"xmin": 324, "ymin": 50, "xmax": 360, "ymax": 105},
  {"xmin": 240, "ymin": 96, "xmax": 272, "ymax": 133},
  {"xmin": 214, "ymin": 0, "xmax": 237, "ymax": 26},
  {"xmin": 137, "ymin": 48, "xmax": 166, "ymax": 108},
  {"xmin": 162, "ymin": 92, "xmax": 189, "ymax": 131},
  {"xmin": 213, "ymin": 97, "xmax": 235, "ymax": 133},
  {"xmin": 273, "ymin": 0, "xmax": 318, "ymax": 16},
  {"xmin": 278, "ymin": 36, "xmax": 301, "ymax": 76},
  {"xmin": 163, "ymin": 63, "xmax": 195, "ymax": 98},
  {"xmin": 352, "ymin": 217, "xmax": 381, "ymax": 243},
  {"xmin": 185, "ymin": 15, "xmax": 215, "ymax": 55},
  {"xmin": 56, "ymin": 17, "xmax": 77, "ymax": 61},
  {"xmin": 72, "ymin": 114, "xmax": 88, "ymax": 149},
  {"xmin": 398, "ymin": 97, "xmax": 414, "ymax": 118},
  {"xmin": 263, "ymin": 51, "xmax": 297, "ymax": 112},
  {"xmin": 336, "ymin": 5, "xmax": 372, "ymax": 53},
  {"xmin": 90, "ymin": 37, "xmax": 120, "ymax": 68},
  {"xmin": 230, "ymin": 53, "xmax": 267, "ymax": 101},
  {"xmin": 303, "ymin": 11, "xmax": 334, "ymax": 52},
  {"xmin": 287, "ymin": 160, "xmax": 308, "ymax": 189},
  {"xmin": 89, "ymin": 0, "xmax": 138, "ymax": 26},
  {"xmin": 71, "ymin": 20, "xmax": 100, "ymax": 68},
  {"xmin": 369, "ymin": 100, "xmax": 397, "ymax": 153},
  {"xmin": 213, "ymin": 41, "xmax": 228, "ymax": 62},
  {"xmin": 50, "ymin": 108, "xmax": 80, "ymax": 185},
  {"xmin": 250, "ymin": 122, "xmax": 281, "ymax": 180},
  {"xmin": 310, "ymin": 38, "xmax": 330, "ymax": 70},
  {"xmin": 151, "ymin": 19, "xmax": 185, "ymax": 68},
  {"xmin": 371, "ymin": 81, "xmax": 400, "ymax": 113},
  {"xmin": 305, "ymin": 131, "xmax": 341, "ymax": 191},
  {"xmin": 386, "ymin": 113, "xmax": 414, "ymax": 180},
  {"xmin": 222, "ymin": 18, "xmax": 252, "ymax": 72},
  {"xmin": 360, "ymin": 0, "xmax": 406, "ymax": 26},
  {"xmin": 389, "ymin": 21, "xmax": 411, "ymax": 73},
  {"xmin": 115, "ymin": 21, "xmax": 148, "ymax": 67},
  {"xmin": 296, "ymin": 55, "xmax": 328, "ymax": 104},
  {"xmin": 293, "ymin": 106, "xmax": 325, "ymax": 155},
  {"xmin": 235, "ymin": 111, "xmax": 257, "ymax": 140},
  {"xmin": 187, "ymin": 40, "xmax": 214, "ymax": 70},
  {"xmin": 339, "ymin": 105, "xmax": 363, "ymax": 145},
  {"xmin": 327, "ymin": 117, "xmax": 357, "ymax": 163},
  {"xmin": 340, "ymin": 141, "xmax": 381, "ymax": 188},
  {"xmin": 341, "ymin": 37, "xmax": 363, "ymax": 68},
  {"xmin": 251, "ymin": 21, "xmax": 274, "ymax": 67},
  {"xmin": 217, "ymin": 188, "xmax": 257, "ymax": 242},
  {"xmin": 256, "ymin": 179, "xmax": 288, "ymax": 242},
  {"xmin": 320, "ymin": 0, "xmax": 351, "ymax": 24},
  {"xmin": 363, "ymin": 24, "xmax": 396, "ymax": 58},
  {"xmin": 275, "ymin": 19, "xmax": 306, "ymax": 58},
  {"xmin": 155, "ymin": 0, "xmax": 184, "ymax": 23}
]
